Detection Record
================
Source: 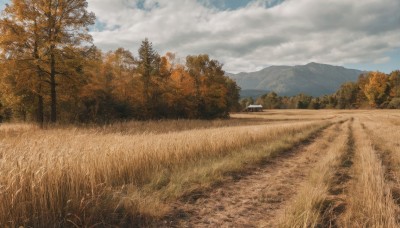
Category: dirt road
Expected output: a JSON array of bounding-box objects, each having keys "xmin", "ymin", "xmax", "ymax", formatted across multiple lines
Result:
[{"xmin": 161, "ymin": 121, "xmax": 345, "ymax": 227}]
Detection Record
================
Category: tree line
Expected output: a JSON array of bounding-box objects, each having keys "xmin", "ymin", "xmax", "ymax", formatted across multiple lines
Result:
[
  {"xmin": 0, "ymin": 0, "xmax": 240, "ymax": 124},
  {"xmin": 243, "ymin": 70, "xmax": 400, "ymax": 110}
]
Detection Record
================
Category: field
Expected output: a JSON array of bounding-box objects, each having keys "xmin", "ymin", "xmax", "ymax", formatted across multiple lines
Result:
[{"xmin": 1, "ymin": 110, "xmax": 400, "ymax": 227}]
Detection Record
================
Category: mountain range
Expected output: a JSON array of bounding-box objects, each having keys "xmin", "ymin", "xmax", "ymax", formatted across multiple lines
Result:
[{"xmin": 227, "ymin": 62, "xmax": 364, "ymax": 97}]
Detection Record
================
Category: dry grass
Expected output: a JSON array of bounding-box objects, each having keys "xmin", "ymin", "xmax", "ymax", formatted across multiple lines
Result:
[
  {"xmin": 2, "ymin": 110, "xmax": 400, "ymax": 227},
  {"xmin": 340, "ymin": 118, "xmax": 398, "ymax": 227},
  {"xmin": 351, "ymin": 114, "xmax": 400, "ymax": 225},
  {"xmin": 278, "ymin": 112, "xmax": 400, "ymax": 228},
  {"xmin": 0, "ymin": 116, "xmax": 328, "ymax": 227},
  {"xmin": 231, "ymin": 109, "xmax": 339, "ymax": 121},
  {"xmin": 67, "ymin": 118, "xmax": 272, "ymax": 135},
  {"xmin": 279, "ymin": 119, "xmax": 350, "ymax": 227}
]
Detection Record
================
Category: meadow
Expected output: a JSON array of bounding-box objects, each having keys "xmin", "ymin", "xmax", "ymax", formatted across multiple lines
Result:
[{"xmin": 0, "ymin": 110, "xmax": 399, "ymax": 227}]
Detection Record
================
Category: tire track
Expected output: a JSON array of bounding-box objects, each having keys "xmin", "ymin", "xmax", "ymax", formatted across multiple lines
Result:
[
  {"xmin": 341, "ymin": 118, "xmax": 398, "ymax": 227},
  {"xmin": 277, "ymin": 119, "xmax": 351, "ymax": 228},
  {"xmin": 319, "ymin": 118, "xmax": 355, "ymax": 227},
  {"xmin": 161, "ymin": 121, "xmax": 346, "ymax": 227},
  {"xmin": 360, "ymin": 121, "xmax": 400, "ymax": 223}
]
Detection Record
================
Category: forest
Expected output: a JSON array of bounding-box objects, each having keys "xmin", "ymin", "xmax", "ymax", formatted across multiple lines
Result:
[
  {"xmin": 0, "ymin": 0, "xmax": 240, "ymax": 125},
  {"xmin": 242, "ymin": 70, "xmax": 400, "ymax": 110}
]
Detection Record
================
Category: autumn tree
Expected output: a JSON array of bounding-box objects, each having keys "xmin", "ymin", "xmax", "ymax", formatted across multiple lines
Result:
[
  {"xmin": 225, "ymin": 77, "xmax": 241, "ymax": 112},
  {"xmin": 169, "ymin": 63, "xmax": 197, "ymax": 118},
  {"xmin": 356, "ymin": 73, "xmax": 371, "ymax": 107},
  {"xmin": 186, "ymin": 54, "xmax": 232, "ymax": 118},
  {"xmin": 0, "ymin": 0, "xmax": 47, "ymax": 124},
  {"xmin": 293, "ymin": 93, "xmax": 312, "ymax": 109},
  {"xmin": 386, "ymin": 70, "xmax": 400, "ymax": 108},
  {"xmin": 105, "ymin": 48, "xmax": 136, "ymax": 105},
  {"xmin": 153, "ymin": 52, "xmax": 174, "ymax": 117},
  {"xmin": 77, "ymin": 47, "xmax": 139, "ymax": 122},
  {"xmin": 257, "ymin": 92, "xmax": 281, "ymax": 109},
  {"xmin": 336, "ymin": 82, "xmax": 358, "ymax": 109},
  {"xmin": 309, "ymin": 97, "xmax": 321, "ymax": 109},
  {"xmin": 186, "ymin": 54, "xmax": 206, "ymax": 115},
  {"xmin": 363, "ymin": 71, "xmax": 390, "ymax": 107},
  {"xmin": 389, "ymin": 70, "xmax": 400, "ymax": 98},
  {"xmin": 77, "ymin": 47, "xmax": 107, "ymax": 121},
  {"xmin": 0, "ymin": 0, "xmax": 95, "ymax": 124},
  {"xmin": 44, "ymin": 0, "xmax": 95, "ymax": 122},
  {"xmin": 137, "ymin": 38, "xmax": 160, "ymax": 118}
]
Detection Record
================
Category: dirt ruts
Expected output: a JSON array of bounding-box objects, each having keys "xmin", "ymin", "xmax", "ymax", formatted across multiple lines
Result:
[
  {"xmin": 160, "ymin": 121, "xmax": 346, "ymax": 227},
  {"xmin": 361, "ymin": 123, "xmax": 400, "ymax": 223},
  {"xmin": 320, "ymin": 119, "xmax": 355, "ymax": 227}
]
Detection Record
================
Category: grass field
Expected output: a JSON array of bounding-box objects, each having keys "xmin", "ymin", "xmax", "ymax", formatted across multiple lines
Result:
[{"xmin": 1, "ymin": 110, "xmax": 399, "ymax": 227}]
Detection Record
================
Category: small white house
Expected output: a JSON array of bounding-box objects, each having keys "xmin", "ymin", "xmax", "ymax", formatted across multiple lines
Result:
[{"xmin": 244, "ymin": 104, "xmax": 263, "ymax": 112}]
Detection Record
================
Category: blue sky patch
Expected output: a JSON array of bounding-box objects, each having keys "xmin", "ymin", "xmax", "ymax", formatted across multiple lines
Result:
[
  {"xmin": 345, "ymin": 48, "xmax": 400, "ymax": 73},
  {"xmin": 0, "ymin": 0, "xmax": 7, "ymax": 11},
  {"xmin": 200, "ymin": 0, "xmax": 285, "ymax": 10}
]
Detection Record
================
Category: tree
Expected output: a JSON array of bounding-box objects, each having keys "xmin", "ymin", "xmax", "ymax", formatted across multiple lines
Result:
[
  {"xmin": 167, "ymin": 60, "xmax": 199, "ymax": 118},
  {"xmin": 388, "ymin": 98, "xmax": 400, "ymax": 109},
  {"xmin": 389, "ymin": 70, "xmax": 400, "ymax": 98},
  {"xmin": 44, "ymin": 0, "xmax": 95, "ymax": 122},
  {"xmin": 239, "ymin": 97, "xmax": 254, "ymax": 110},
  {"xmin": 309, "ymin": 97, "xmax": 321, "ymax": 109},
  {"xmin": 336, "ymin": 82, "xmax": 358, "ymax": 109},
  {"xmin": 186, "ymin": 54, "xmax": 207, "ymax": 116},
  {"xmin": 137, "ymin": 38, "xmax": 160, "ymax": 118},
  {"xmin": 293, "ymin": 93, "xmax": 312, "ymax": 109},
  {"xmin": 106, "ymin": 48, "xmax": 136, "ymax": 104},
  {"xmin": 363, "ymin": 72, "xmax": 390, "ymax": 107},
  {"xmin": 225, "ymin": 78, "xmax": 241, "ymax": 112},
  {"xmin": 0, "ymin": 0, "xmax": 95, "ymax": 123},
  {"xmin": 257, "ymin": 92, "xmax": 281, "ymax": 109},
  {"xmin": 0, "ymin": 0, "xmax": 47, "ymax": 125},
  {"xmin": 186, "ymin": 54, "xmax": 230, "ymax": 118},
  {"xmin": 355, "ymin": 74, "xmax": 369, "ymax": 108}
]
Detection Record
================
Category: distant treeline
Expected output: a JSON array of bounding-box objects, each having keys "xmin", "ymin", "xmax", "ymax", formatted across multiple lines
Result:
[
  {"xmin": 0, "ymin": 42, "xmax": 240, "ymax": 123},
  {"xmin": 241, "ymin": 70, "xmax": 400, "ymax": 110},
  {"xmin": 0, "ymin": 0, "xmax": 240, "ymax": 124}
]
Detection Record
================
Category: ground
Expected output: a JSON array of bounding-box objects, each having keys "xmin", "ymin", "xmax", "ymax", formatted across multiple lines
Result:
[{"xmin": 1, "ymin": 110, "xmax": 400, "ymax": 227}]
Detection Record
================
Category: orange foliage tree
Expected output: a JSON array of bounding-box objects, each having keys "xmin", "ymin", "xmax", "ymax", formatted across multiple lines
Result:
[
  {"xmin": 363, "ymin": 72, "xmax": 390, "ymax": 107},
  {"xmin": 0, "ymin": 0, "xmax": 95, "ymax": 124}
]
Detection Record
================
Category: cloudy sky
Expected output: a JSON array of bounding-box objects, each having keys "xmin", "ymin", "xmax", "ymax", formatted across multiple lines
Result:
[{"xmin": 1, "ymin": 0, "xmax": 399, "ymax": 73}]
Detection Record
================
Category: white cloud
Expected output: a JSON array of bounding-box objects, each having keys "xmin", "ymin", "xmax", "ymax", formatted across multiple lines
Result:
[
  {"xmin": 373, "ymin": 56, "xmax": 390, "ymax": 64},
  {"xmin": 87, "ymin": 0, "xmax": 400, "ymax": 73}
]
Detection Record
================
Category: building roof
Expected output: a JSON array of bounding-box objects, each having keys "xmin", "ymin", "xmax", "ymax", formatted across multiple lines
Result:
[{"xmin": 247, "ymin": 105, "xmax": 263, "ymax": 108}]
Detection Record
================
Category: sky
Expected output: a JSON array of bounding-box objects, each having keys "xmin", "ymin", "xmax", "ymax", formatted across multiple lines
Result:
[{"xmin": 1, "ymin": 0, "xmax": 399, "ymax": 73}]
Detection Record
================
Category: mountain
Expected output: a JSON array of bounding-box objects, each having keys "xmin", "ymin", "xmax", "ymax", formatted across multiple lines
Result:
[
  {"xmin": 240, "ymin": 89, "xmax": 270, "ymax": 99},
  {"xmin": 227, "ymin": 62, "xmax": 363, "ymax": 97}
]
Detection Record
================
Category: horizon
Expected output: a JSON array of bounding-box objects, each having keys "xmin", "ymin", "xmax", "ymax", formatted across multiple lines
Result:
[
  {"xmin": 0, "ymin": 0, "xmax": 399, "ymax": 74},
  {"xmin": 229, "ymin": 61, "xmax": 373, "ymax": 74}
]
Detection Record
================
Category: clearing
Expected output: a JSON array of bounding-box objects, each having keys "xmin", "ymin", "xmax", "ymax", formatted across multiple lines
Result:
[{"xmin": 1, "ymin": 110, "xmax": 399, "ymax": 227}]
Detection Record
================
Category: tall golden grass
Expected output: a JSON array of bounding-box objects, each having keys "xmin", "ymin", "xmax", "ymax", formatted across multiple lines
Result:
[
  {"xmin": 280, "ymin": 120, "xmax": 350, "ymax": 227},
  {"xmin": 279, "ymin": 113, "xmax": 400, "ymax": 228},
  {"xmin": 2, "ymin": 110, "xmax": 399, "ymax": 227},
  {"xmin": 0, "ymin": 117, "xmax": 328, "ymax": 227},
  {"xmin": 341, "ymin": 118, "xmax": 398, "ymax": 227}
]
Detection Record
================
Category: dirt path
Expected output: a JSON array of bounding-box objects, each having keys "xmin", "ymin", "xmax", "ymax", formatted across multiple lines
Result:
[
  {"xmin": 161, "ymin": 121, "xmax": 345, "ymax": 227},
  {"xmin": 340, "ymin": 117, "xmax": 399, "ymax": 227}
]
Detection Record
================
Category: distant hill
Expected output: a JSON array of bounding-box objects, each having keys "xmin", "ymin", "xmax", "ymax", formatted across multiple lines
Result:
[
  {"xmin": 240, "ymin": 89, "xmax": 270, "ymax": 99},
  {"xmin": 227, "ymin": 62, "xmax": 363, "ymax": 97}
]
